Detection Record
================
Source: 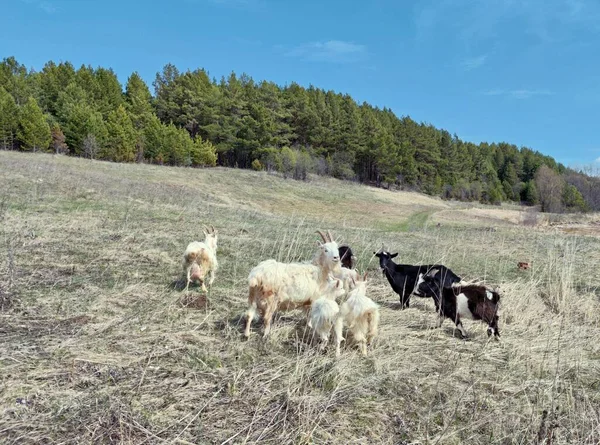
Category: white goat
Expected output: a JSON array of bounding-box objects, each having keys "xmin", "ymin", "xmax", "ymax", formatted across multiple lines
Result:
[
  {"xmin": 244, "ymin": 230, "xmax": 342, "ymax": 338},
  {"xmin": 340, "ymin": 273, "xmax": 380, "ymax": 356},
  {"xmin": 337, "ymin": 266, "xmax": 360, "ymax": 292},
  {"xmin": 182, "ymin": 226, "xmax": 218, "ymax": 292},
  {"xmin": 307, "ymin": 276, "xmax": 347, "ymax": 355}
]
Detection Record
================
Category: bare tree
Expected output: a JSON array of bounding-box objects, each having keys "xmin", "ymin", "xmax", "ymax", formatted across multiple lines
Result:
[
  {"xmin": 83, "ymin": 134, "xmax": 99, "ymax": 160},
  {"xmin": 535, "ymin": 165, "xmax": 564, "ymax": 213}
]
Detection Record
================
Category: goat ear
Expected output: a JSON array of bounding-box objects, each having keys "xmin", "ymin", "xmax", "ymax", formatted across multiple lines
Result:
[
  {"xmin": 390, "ymin": 253, "xmax": 398, "ymax": 258},
  {"xmin": 363, "ymin": 272, "xmax": 368, "ymax": 282}
]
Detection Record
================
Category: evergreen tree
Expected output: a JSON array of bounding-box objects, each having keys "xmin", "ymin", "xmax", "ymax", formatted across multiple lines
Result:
[
  {"xmin": 190, "ymin": 135, "xmax": 217, "ymax": 167},
  {"xmin": 104, "ymin": 105, "xmax": 136, "ymax": 162},
  {"xmin": 0, "ymin": 86, "xmax": 19, "ymax": 149},
  {"xmin": 125, "ymin": 72, "xmax": 154, "ymax": 130},
  {"xmin": 562, "ymin": 184, "xmax": 587, "ymax": 211},
  {"xmin": 17, "ymin": 97, "xmax": 51, "ymax": 151}
]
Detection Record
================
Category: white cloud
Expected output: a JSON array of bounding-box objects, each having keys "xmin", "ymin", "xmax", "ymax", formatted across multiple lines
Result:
[
  {"xmin": 462, "ymin": 55, "xmax": 487, "ymax": 70},
  {"xmin": 285, "ymin": 40, "xmax": 367, "ymax": 63},
  {"xmin": 483, "ymin": 89, "xmax": 554, "ymax": 99}
]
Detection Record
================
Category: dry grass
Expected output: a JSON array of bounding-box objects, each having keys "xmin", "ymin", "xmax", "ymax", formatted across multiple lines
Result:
[{"xmin": 1, "ymin": 151, "xmax": 599, "ymax": 444}]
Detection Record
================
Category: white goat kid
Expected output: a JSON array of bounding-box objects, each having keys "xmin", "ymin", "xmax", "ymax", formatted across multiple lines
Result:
[
  {"xmin": 244, "ymin": 230, "xmax": 342, "ymax": 338},
  {"xmin": 182, "ymin": 226, "xmax": 218, "ymax": 292},
  {"xmin": 307, "ymin": 276, "xmax": 346, "ymax": 355},
  {"xmin": 340, "ymin": 273, "xmax": 380, "ymax": 356}
]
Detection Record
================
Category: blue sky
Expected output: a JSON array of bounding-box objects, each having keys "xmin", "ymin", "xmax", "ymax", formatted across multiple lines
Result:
[{"xmin": 2, "ymin": 0, "xmax": 600, "ymax": 167}]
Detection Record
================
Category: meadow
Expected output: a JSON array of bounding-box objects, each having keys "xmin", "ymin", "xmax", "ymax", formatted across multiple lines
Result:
[{"xmin": 1, "ymin": 151, "xmax": 599, "ymax": 444}]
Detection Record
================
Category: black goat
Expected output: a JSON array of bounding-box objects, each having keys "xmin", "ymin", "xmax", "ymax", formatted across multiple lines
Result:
[
  {"xmin": 374, "ymin": 250, "xmax": 461, "ymax": 308},
  {"xmin": 414, "ymin": 269, "xmax": 500, "ymax": 338},
  {"xmin": 339, "ymin": 245, "xmax": 355, "ymax": 269}
]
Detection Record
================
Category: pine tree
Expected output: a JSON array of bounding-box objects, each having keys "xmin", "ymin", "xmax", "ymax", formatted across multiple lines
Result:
[
  {"xmin": 17, "ymin": 97, "xmax": 51, "ymax": 151},
  {"xmin": 125, "ymin": 72, "xmax": 154, "ymax": 130},
  {"xmin": 104, "ymin": 105, "xmax": 136, "ymax": 162},
  {"xmin": 562, "ymin": 184, "xmax": 587, "ymax": 211},
  {"xmin": 0, "ymin": 86, "xmax": 19, "ymax": 149},
  {"xmin": 190, "ymin": 136, "xmax": 217, "ymax": 167}
]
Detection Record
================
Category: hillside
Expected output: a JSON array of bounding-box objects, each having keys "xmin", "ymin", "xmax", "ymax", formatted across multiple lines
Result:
[
  {"xmin": 1, "ymin": 151, "xmax": 599, "ymax": 444},
  {"xmin": 2, "ymin": 56, "xmax": 599, "ymax": 212}
]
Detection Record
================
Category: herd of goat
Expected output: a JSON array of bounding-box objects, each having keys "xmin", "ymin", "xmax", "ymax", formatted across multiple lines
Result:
[{"xmin": 182, "ymin": 227, "xmax": 501, "ymax": 356}]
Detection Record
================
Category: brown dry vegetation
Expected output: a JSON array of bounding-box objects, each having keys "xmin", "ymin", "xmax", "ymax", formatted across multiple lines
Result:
[{"xmin": 1, "ymin": 151, "xmax": 599, "ymax": 444}]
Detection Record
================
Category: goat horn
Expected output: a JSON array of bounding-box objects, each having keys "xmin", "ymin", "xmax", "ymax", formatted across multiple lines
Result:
[
  {"xmin": 316, "ymin": 230, "xmax": 328, "ymax": 243},
  {"xmin": 327, "ymin": 230, "xmax": 333, "ymax": 242},
  {"xmin": 210, "ymin": 225, "xmax": 215, "ymax": 233}
]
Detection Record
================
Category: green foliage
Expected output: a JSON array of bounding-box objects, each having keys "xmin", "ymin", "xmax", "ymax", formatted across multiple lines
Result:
[
  {"xmin": 0, "ymin": 57, "xmax": 37, "ymax": 106},
  {"xmin": 0, "ymin": 86, "xmax": 19, "ymax": 149},
  {"xmin": 104, "ymin": 105, "xmax": 136, "ymax": 162},
  {"xmin": 257, "ymin": 147, "xmax": 282, "ymax": 172},
  {"xmin": 279, "ymin": 146, "xmax": 296, "ymax": 179},
  {"xmin": 562, "ymin": 184, "xmax": 587, "ymax": 212},
  {"xmin": 251, "ymin": 159, "xmax": 263, "ymax": 171},
  {"xmin": 190, "ymin": 136, "xmax": 217, "ymax": 167},
  {"xmin": 2, "ymin": 56, "xmax": 597, "ymax": 212},
  {"xmin": 330, "ymin": 151, "xmax": 355, "ymax": 180},
  {"xmin": 17, "ymin": 97, "xmax": 51, "ymax": 151},
  {"xmin": 294, "ymin": 150, "xmax": 314, "ymax": 180},
  {"xmin": 125, "ymin": 72, "xmax": 154, "ymax": 130},
  {"xmin": 521, "ymin": 180, "xmax": 539, "ymax": 205}
]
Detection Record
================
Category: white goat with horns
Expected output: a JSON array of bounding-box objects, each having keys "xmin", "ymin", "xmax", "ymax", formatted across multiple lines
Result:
[
  {"xmin": 182, "ymin": 225, "xmax": 218, "ymax": 292},
  {"xmin": 244, "ymin": 230, "xmax": 343, "ymax": 338}
]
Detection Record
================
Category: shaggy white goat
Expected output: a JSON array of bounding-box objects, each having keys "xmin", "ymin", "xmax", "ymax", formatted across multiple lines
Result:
[
  {"xmin": 244, "ymin": 230, "xmax": 342, "ymax": 338},
  {"xmin": 307, "ymin": 276, "xmax": 347, "ymax": 356},
  {"xmin": 340, "ymin": 273, "xmax": 380, "ymax": 356},
  {"xmin": 337, "ymin": 266, "xmax": 360, "ymax": 292},
  {"xmin": 182, "ymin": 226, "xmax": 218, "ymax": 292}
]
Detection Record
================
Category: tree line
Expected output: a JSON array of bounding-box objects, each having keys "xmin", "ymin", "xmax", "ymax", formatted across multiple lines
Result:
[{"xmin": 1, "ymin": 56, "xmax": 598, "ymax": 212}]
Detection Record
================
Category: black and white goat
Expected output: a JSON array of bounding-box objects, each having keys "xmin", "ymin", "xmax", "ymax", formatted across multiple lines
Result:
[
  {"xmin": 414, "ymin": 268, "xmax": 500, "ymax": 339},
  {"xmin": 374, "ymin": 250, "xmax": 461, "ymax": 308}
]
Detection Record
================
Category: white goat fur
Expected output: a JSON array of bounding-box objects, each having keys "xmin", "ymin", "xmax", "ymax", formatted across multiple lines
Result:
[
  {"xmin": 337, "ymin": 267, "xmax": 360, "ymax": 292},
  {"xmin": 183, "ymin": 227, "xmax": 218, "ymax": 292},
  {"xmin": 340, "ymin": 278, "xmax": 380, "ymax": 356},
  {"xmin": 244, "ymin": 233, "xmax": 342, "ymax": 338},
  {"xmin": 307, "ymin": 277, "xmax": 347, "ymax": 356}
]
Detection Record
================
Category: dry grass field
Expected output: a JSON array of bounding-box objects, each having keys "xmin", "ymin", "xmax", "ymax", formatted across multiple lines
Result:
[{"xmin": 1, "ymin": 151, "xmax": 599, "ymax": 444}]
